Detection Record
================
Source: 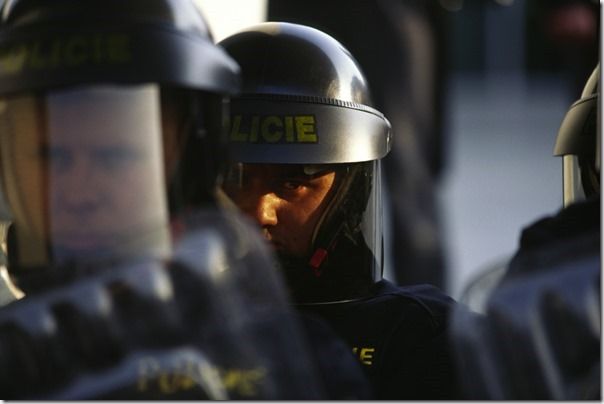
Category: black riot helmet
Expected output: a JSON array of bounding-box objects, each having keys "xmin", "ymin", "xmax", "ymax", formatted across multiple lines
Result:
[
  {"xmin": 219, "ymin": 22, "xmax": 392, "ymax": 304},
  {"xmin": 0, "ymin": 0, "xmax": 240, "ymax": 293},
  {"xmin": 554, "ymin": 64, "xmax": 600, "ymax": 207}
]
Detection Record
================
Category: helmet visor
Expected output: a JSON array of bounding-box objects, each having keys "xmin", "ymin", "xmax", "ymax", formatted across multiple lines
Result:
[
  {"xmin": 0, "ymin": 84, "xmax": 172, "ymax": 269},
  {"xmin": 222, "ymin": 160, "xmax": 384, "ymax": 303}
]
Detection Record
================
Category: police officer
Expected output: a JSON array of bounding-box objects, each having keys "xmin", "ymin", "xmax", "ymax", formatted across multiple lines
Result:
[
  {"xmin": 0, "ymin": 1, "xmax": 370, "ymax": 399},
  {"xmin": 219, "ymin": 22, "xmax": 460, "ymax": 399},
  {"xmin": 451, "ymin": 66, "xmax": 600, "ymax": 399},
  {"xmin": 0, "ymin": 0, "xmax": 241, "ymax": 294}
]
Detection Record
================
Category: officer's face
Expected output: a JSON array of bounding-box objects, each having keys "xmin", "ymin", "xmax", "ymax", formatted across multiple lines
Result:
[
  {"xmin": 0, "ymin": 86, "xmax": 173, "ymax": 264},
  {"xmin": 225, "ymin": 164, "xmax": 336, "ymax": 257}
]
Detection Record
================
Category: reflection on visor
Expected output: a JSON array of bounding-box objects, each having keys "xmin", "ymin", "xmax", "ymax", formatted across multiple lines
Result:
[
  {"xmin": 0, "ymin": 85, "xmax": 171, "ymax": 268},
  {"xmin": 225, "ymin": 163, "xmax": 337, "ymax": 187}
]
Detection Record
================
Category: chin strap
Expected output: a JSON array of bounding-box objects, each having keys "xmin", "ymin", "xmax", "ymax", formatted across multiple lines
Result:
[
  {"xmin": 306, "ymin": 163, "xmax": 372, "ymax": 279},
  {"xmin": 309, "ymin": 248, "xmax": 328, "ymax": 275},
  {"xmin": 308, "ymin": 221, "xmax": 345, "ymax": 277}
]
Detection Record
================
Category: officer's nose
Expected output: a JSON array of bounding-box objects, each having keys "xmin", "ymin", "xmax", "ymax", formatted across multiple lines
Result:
[
  {"xmin": 237, "ymin": 184, "xmax": 279, "ymax": 228},
  {"xmin": 55, "ymin": 156, "xmax": 101, "ymax": 212},
  {"xmin": 254, "ymin": 193, "xmax": 279, "ymax": 227}
]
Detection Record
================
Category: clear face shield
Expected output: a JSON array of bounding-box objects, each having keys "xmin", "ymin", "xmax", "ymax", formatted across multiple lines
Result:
[
  {"xmin": 223, "ymin": 160, "xmax": 384, "ymax": 303},
  {"xmin": 562, "ymin": 154, "xmax": 587, "ymax": 207},
  {"xmin": 0, "ymin": 84, "xmax": 173, "ymax": 273},
  {"xmin": 554, "ymin": 65, "xmax": 600, "ymax": 208}
]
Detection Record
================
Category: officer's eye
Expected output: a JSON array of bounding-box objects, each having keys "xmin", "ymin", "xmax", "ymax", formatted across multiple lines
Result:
[
  {"xmin": 282, "ymin": 180, "xmax": 303, "ymax": 191},
  {"xmin": 93, "ymin": 147, "xmax": 141, "ymax": 170},
  {"xmin": 276, "ymin": 180, "xmax": 304, "ymax": 199},
  {"xmin": 39, "ymin": 145, "xmax": 72, "ymax": 172}
]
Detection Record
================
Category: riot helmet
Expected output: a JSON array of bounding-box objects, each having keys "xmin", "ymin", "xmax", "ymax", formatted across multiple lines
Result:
[
  {"xmin": 219, "ymin": 22, "xmax": 392, "ymax": 304},
  {"xmin": 554, "ymin": 64, "xmax": 600, "ymax": 207},
  {"xmin": 0, "ymin": 0, "xmax": 240, "ymax": 293}
]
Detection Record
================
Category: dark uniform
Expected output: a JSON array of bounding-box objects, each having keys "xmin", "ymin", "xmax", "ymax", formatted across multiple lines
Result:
[
  {"xmin": 302, "ymin": 280, "xmax": 459, "ymax": 399},
  {"xmin": 507, "ymin": 195, "xmax": 600, "ymax": 277}
]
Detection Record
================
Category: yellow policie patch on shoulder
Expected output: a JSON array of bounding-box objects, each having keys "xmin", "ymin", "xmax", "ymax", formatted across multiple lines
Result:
[
  {"xmin": 230, "ymin": 114, "xmax": 318, "ymax": 144},
  {"xmin": 0, "ymin": 33, "xmax": 131, "ymax": 75}
]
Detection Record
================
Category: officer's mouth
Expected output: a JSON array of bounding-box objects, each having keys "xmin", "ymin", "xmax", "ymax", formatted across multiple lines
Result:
[
  {"xmin": 260, "ymin": 228, "xmax": 286, "ymax": 251},
  {"xmin": 267, "ymin": 237, "xmax": 286, "ymax": 252},
  {"xmin": 270, "ymin": 241, "xmax": 285, "ymax": 252}
]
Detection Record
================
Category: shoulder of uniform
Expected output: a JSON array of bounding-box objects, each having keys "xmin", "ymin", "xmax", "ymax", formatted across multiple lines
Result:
[{"xmin": 371, "ymin": 280, "xmax": 456, "ymax": 323}]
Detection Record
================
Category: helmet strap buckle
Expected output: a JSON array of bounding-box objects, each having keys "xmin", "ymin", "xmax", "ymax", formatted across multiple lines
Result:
[{"xmin": 309, "ymin": 248, "xmax": 328, "ymax": 277}]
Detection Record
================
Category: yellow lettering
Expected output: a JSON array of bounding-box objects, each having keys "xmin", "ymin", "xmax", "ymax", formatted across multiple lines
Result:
[
  {"xmin": 230, "ymin": 115, "xmax": 318, "ymax": 144},
  {"xmin": 29, "ymin": 42, "xmax": 48, "ymax": 69},
  {"xmin": 0, "ymin": 45, "xmax": 27, "ymax": 73},
  {"xmin": 261, "ymin": 115, "xmax": 283, "ymax": 143},
  {"xmin": 230, "ymin": 115, "xmax": 248, "ymax": 142},
  {"xmin": 108, "ymin": 34, "xmax": 131, "ymax": 63},
  {"xmin": 49, "ymin": 40, "xmax": 62, "ymax": 68},
  {"xmin": 359, "ymin": 348, "xmax": 375, "ymax": 366},
  {"xmin": 221, "ymin": 367, "xmax": 267, "ymax": 397},
  {"xmin": 284, "ymin": 116, "xmax": 295, "ymax": 142},
  {"xmin": 138, "ymin": 357, "xmax": 161, "ymax": 392},
  {"xmin": 351, "ymin": 346, "xmax": 375, "ymax": 366},
  {"xmin": 138, "ymin": 357, "xmax": 267, "ymax": 398},
  {"xmin": 249, "ymin": 116, "xmax": 260, "ymax": 142},
  {"xmin": 92, "ymin": 34, "xmax": 104, "ymax": 63},
  {"xmin": 0, "ymin": 33, "xmax": 130, "ymax": 78},
  {"xmin": 158, "ymin": 371, "xmax": 179, "ymax": 394},
  {"xmin": 295, "ymin": 115, "xmax": 317, "ymax": 143},
  {"xmin": 137, "ymin": 356, "xmax": 203, "ymax": 395},
  {"xmin": 222, "ymin": 369, "xmax": 241, "ymax": 391},
  {"xmin": 65, "ymin": 36, "xmax": 88, "ymax": 65}
]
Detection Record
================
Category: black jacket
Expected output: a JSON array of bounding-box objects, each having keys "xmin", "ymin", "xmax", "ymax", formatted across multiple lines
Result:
[{"xmin": 301, "ymin": 279, "xmax": 461, "ymax": 399}]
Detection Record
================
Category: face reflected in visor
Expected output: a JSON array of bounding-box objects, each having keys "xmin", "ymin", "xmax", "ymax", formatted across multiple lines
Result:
[
  {"xmin": 223, "ymin": 163, "xmax": 337, "ymax": 258},
  {"xmin": 0, "ymin": 85, "xmax": 173, "ymax": 268}
]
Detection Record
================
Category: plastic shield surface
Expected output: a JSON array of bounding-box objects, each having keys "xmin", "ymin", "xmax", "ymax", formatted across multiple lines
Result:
[{"xmin": 0, "ymin": 84, "xmax": 171, "ymax": 272}]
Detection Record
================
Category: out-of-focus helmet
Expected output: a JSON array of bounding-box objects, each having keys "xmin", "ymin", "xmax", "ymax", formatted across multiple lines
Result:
[
  {"xmin": 554, "ymin": 64, "xmax": 600, "ymax": 207},
  {"xmin": 219, "ymin": 22, "xmax": 391, "ymax": 304},
  {"xmin": 0, "ymin": 0, "xmax": 240, "ymax": 292}
]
